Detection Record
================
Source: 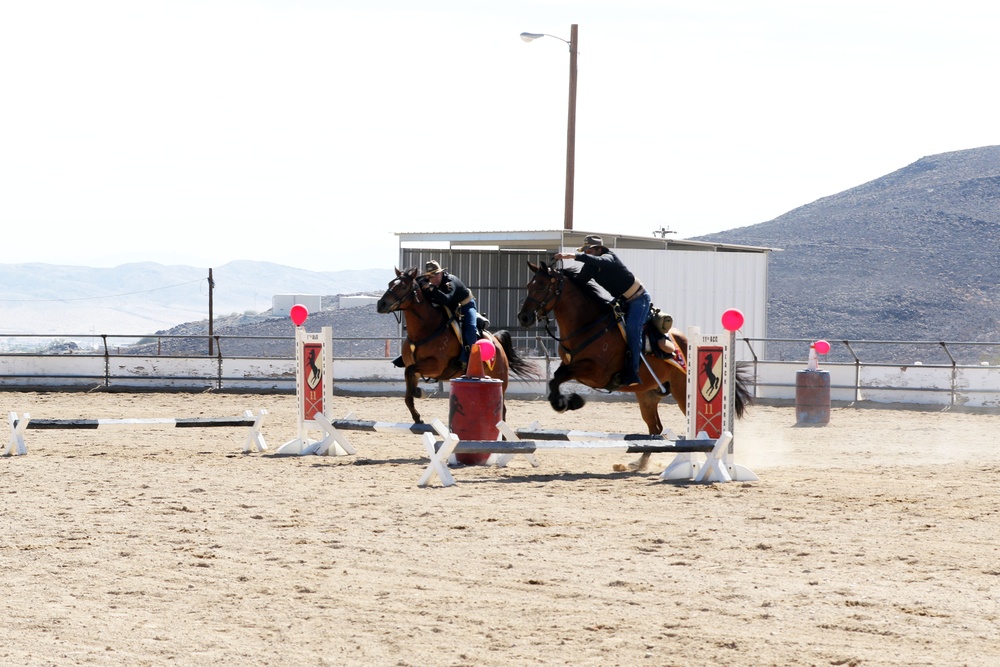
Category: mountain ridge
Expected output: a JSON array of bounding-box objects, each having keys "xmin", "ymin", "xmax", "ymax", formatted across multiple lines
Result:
[
  {"xmin": 7, "ymin": 145, "xmax": 1000, "ymax": 350},
  {"xmin": 0, "ymin": 261, "xmax": 389, "ymax": 335},
  {"xmin": 695, "ymin": 145, "xmax": 1000, "ymax": 345}
]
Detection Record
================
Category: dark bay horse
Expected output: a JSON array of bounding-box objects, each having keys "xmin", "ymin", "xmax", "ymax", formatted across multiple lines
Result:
[
  {"xmin": 517, "ymin": 260, "xmax": 751, "ymax": 470},
  {"xmin": 377, "ymin": 267, "xmax": 537, "ymax": 424}
]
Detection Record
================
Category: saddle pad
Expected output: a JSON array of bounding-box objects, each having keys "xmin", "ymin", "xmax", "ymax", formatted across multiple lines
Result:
[{"xmin": 664, "ymin": 331, "xmax": 687, "ymax": 374}]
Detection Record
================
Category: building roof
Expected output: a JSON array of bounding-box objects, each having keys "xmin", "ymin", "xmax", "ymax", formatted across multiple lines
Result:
[{"xmin": 396, "ymin": 229, "xmax": 776, "ymax": 254}]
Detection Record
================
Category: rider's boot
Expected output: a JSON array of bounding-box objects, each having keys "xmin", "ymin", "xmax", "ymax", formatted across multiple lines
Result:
[
  {"xmin": 619, "ymin": 369, "xmax": 641, "ymax": 387},
  {"xmin": 619, "ymin": 351, "xmax": 641, "ymax": 386}
]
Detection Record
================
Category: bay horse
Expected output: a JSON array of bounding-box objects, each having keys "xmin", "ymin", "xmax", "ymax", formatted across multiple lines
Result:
[
  {"xmin": 517, "ymin": 260, "xmax": 751, "ymax": 470},
  {"xmin": 377, "ymin": 267, "xmax": 538, "ymax": 424}
]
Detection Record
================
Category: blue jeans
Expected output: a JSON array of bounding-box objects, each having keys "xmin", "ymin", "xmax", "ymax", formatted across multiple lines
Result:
[
  {"xmin": 459, "ymin": 301, "xmax": 479, "ymax": 360},
  {"xmin": 624, "ymin": 292, "xmax": 651, "ymax": 374}
]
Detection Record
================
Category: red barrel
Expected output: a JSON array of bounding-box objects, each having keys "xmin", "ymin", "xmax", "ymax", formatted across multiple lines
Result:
[
  {"xmin": 449, "ymin": 377, "xmax": 504, "ymax": 465},
  {"xmin": 795, "ymin": 370, "xmax": 831, "ymax": 426}
]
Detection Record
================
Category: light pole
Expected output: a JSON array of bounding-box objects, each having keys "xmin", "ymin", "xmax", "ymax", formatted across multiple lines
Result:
[{"xmin": 520, "ymin": 24, "xmax": 578, "ymax": 231}]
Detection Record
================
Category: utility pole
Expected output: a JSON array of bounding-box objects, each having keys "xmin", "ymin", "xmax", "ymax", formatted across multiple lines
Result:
[
  {"xmin": 520, "ymin": 24, "xmax": 579, "ymax": 230},
  {"xmin": 208, "ymin": 268, "xmax": 215, "ymax": 356},
  {"xmin": 564, "ymin": 23, "xmax": 578, "ymax": 230}
]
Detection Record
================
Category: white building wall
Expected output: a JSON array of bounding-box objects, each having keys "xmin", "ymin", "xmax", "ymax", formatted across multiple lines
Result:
[
  {"xmin": 272, "ymin": 294, "xmax": 323, "ymax": 318},
  {"xmin": 576, "ymin": 248, "xmax": 769, "ymax": 361}
]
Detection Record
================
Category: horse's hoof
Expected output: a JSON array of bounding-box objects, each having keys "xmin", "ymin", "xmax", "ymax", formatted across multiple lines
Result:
[
  {"xmin": 613, "ymin": 458, "xmax": 648, "ymax": 472},
  {"xmin": 567, "ymin": 394, "xmax": 585, "ymax": 411},
  {"xmin": 413, "ymin": 387, "xmax": 424, "ymax": 399},
  {"xmin": 551, "ymin": 397, "xmax": 569, "ymax": 413},
  {"xmin": 627, "ymin": 457, "xmax": 650, "ymax": 472}
]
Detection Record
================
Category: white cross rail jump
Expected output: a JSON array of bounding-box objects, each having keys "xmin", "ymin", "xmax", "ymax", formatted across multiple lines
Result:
[
  {"xmin": 268, "ymin": 326, "xmax": 449, "ymax": 457},
  {"xmin": 417, "ymin": 419, "xmax": 742, "ymax": 487},
  {"xmin": 4, "ymin": 410, "xmax": 269, "ymax": 456},
  {"xmin": 418, "ymin": 324, "xmax": 759, "ymax": 487}
]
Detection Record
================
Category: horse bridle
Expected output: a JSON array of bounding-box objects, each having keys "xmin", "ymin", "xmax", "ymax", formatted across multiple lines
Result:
[
  {"xmin": 382, "ymin": 274, "xmax": 456, "ymax": 353},
  {"xmin": 382, "ymin": 275, "xmax": 424, "ymax": 323},
  {"xmin": 527, "ymin": 265, "xmax": 619, "ymax": 353},
  {"xmin": 522, "ymin": 267, "xmax": 564, "ymax": 338}
]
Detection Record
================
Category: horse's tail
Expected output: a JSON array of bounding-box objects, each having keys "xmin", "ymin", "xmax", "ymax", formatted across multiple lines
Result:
[
  {"xmin": 493, "ymin": 330, "xmax": 540, "ymax": 379},
  {"xmin": 733, "ymin": 362, "xmax": 754, "ymax": 419}
]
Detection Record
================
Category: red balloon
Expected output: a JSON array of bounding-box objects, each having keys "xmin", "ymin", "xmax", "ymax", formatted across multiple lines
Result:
[
  {"xmin": 290, "ymin": 304, "xmax": 308, "ymax": 326},
  {"xmin": 477, "ymin": 339, "xmax": 496, "ymax": 363},
  {"xmin": 814, "ymin": 339, "xmax": 831, "ymax": 355},
  {"xmin": 721, "ymin": 308, "xmax": 744, "ymax": 332}
]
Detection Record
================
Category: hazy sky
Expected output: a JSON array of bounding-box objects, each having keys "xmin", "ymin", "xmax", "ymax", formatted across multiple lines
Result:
[{"xmin": 4, "ymin": 0, "xmax": 998, "ymax": 273}]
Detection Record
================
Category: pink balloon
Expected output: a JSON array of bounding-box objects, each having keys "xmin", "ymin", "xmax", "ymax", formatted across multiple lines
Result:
[
  {"xmin": 721, "ymin": 308, "xmax": 744, "ymax": 332},
  {"xmin": 290, "ymin": 304, "xmax": 308, "ymax": 326},
  {"xmin": 477, "ymin": 339, "xmax": 496, "ymax": 363},
  {"xmin": 814, "ymin": 339, "xmax": 831, "ymax": 355}
]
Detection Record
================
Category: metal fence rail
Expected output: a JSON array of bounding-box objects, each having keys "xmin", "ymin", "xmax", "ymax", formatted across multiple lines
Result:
[{"xmin": 1, "ymin": 332, "xmax": 999, "ymax": 407}]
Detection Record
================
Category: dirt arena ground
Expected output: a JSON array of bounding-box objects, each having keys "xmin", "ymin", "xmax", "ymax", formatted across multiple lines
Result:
[{"xmin": 3, "ymin": 390, "xmax": 999, "ymax": 666}]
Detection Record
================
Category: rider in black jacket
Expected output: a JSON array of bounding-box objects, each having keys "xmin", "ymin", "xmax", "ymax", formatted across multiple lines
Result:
[
  {"xmin": 419, "ymin": 260, "xmax": 481, "ymax": 364},
  {"xmin": 554, "ymin": 235, "xmax": 651, "ymax": 386}
]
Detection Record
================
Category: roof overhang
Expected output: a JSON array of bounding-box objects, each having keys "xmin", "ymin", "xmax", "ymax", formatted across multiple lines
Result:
[{"xmin": 396, "ymin": 229, "xmax": 776, "ymax": 254}]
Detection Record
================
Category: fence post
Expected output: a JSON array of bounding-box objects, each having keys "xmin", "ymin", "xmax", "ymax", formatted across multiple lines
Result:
[
  {"xmin": 940, "ymin": 341, "xmax": 956, "ymax": 408},
  {"xmin": 741, "ymin": 337, "xmax": 760, "ymax": 399},
  {"xmin": 101, "ymin": 334, "xmax": 110, "ymax": 387},
  {"xmin": 843, "ymin": 340, "xmax": 861, "ymax": 402},
  {"xmin": 215, "ymin": 335, "xmax": 224, "ymax": 390}
]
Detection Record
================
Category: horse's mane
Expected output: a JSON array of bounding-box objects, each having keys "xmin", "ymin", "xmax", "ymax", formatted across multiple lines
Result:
[{"xmin": 560, "ymin": 267, "xmax": 612, "ymax": 306}]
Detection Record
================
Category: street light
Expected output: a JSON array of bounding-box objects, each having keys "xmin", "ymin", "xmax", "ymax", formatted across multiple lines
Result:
[{"xmin": 520, "ymin": 24, "xmax": 578, "ymax": 231}]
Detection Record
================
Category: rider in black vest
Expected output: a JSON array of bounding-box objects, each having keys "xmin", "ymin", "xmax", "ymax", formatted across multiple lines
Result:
[
  {"xmin": 418, "ymin": 260, "xmax": 480, "ymax": 363},
  {"xmin": 390, "ymin": 260, "xmax": 482, "ymax": 368},
  {"xmin": 554, "ymin": 235, "xmax": 651, "ymax": 386}
]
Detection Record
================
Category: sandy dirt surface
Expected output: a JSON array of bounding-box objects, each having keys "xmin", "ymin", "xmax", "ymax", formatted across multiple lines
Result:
[{"xmin": 3, "ymin": 390, "xmax": 1000, "ymax": 666}]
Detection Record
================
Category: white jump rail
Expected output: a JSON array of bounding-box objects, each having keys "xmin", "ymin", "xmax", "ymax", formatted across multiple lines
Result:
[
  {"xmin": 275, "ymin": 412, "xmax": 450, "ymax": 456},
  {"xmin": 417, "ymin": 420, "xmax": 748, "ymax": 488},
  {"xmin": 417, "ymin": 321, "xmax": 762, "ymax": 488},
  {"xmin": 4, "ymin": 410, "xmax": 268, "ymax": 456}
]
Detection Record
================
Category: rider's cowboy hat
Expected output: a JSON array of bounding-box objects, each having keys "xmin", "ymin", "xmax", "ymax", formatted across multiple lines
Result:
[
  {"xmin": 422, "ymin": 260, "xmax": 446, "ymax": 276},
  {"xmin": 577, "ymin": 235, "xmax": 608, "ymax": 252}
]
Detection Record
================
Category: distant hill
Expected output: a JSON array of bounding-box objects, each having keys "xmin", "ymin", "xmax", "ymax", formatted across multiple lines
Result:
[
  {"xmin": 0, "ymin": 261, "xmax": 389, "ymax": 335},
  {"xmin": 11, "ymin": 145, "xmax": 1000, "ymax": 361},
  {"xmin": 125, "ymin": 304, "xmax": 400, "ymax": 359},
  {"xmin": 695, "ymin": 145, "xmax": 1000, "ymax": 348}
]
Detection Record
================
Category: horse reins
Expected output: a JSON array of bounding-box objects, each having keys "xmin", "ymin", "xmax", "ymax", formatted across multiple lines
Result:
[
  {"xmin": 531, "ymin": 266, "xmax": 624, "ymax": 359},
  {"xmin": 523, "ymin": 269, "xmax": 564, "ymax": 340},
  {"xmin": 383, "ymin": 277, "xmax": 417, "ymax": 311},
  {"xmin": 386, "ymin": 276, "xmax": 455, "ymax": 350}
]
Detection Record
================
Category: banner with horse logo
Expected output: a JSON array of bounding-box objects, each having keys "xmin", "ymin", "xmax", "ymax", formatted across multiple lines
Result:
[
  {"xmin": 302, "ymin": 342, "xmax": 325, "ymax": 421},
  {"xmin": 694, "ymin": 346, "xmax": 724, "ymax": 438}
]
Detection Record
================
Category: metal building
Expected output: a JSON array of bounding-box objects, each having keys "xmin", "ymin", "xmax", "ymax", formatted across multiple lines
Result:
[
  {"xmin": 396, "ymin": 230, "xmax": 774, "ymax": 360},
  {"xmin": 272, "ymin": 294, "xmax": 323, "ymax": 319}
]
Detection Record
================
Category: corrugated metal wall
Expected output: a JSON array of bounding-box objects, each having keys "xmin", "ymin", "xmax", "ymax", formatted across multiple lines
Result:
[
  {"xmin": 399, "ymin": 248, "xmax": 550, "ymax": 343},
  {"xmin": 400, "ymin": 247, "xmax": 768, "ymax": 359},
  {"xmin": 617, "ymin": 249, "xmax": 768, "ymax": 355}
]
